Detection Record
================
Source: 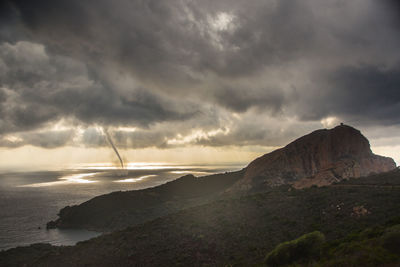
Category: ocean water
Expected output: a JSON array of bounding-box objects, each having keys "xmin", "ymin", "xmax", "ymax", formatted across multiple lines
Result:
[{"xmin": 0, "ymin": 163, "xmax": 243, "ymax": 251}]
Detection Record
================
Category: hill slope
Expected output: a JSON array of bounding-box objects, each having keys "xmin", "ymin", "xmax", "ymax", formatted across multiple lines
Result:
[
  {"xmin": 1, "ymin": 169, "xmax": 399, "ymax": 267},
  {"xmin": 47, "ymin": 171, "xmax": 244, "ymax": 231}
]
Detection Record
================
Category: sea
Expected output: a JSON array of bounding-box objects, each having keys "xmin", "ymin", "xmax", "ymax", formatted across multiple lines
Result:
[{"xmin": 0, "ymin": 162, "xmax": 244, "ymax": 251}]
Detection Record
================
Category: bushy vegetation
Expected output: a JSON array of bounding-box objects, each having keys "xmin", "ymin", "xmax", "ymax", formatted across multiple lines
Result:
[
  {"xmin": 265, "ymin": 231, "xmax": 325, "ymax": 266},
  {"xmin": 263, "ymin": 223, "xmax": 400, "ymax": 267},
  {"xmin": 317, "ymin": 224, "xmax": 400, "ymax": 266}
]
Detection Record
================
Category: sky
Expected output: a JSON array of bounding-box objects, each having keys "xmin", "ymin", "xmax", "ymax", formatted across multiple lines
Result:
[{"xmin": 0, "ymin": 0, "xmax": 399, "ymax": 168}]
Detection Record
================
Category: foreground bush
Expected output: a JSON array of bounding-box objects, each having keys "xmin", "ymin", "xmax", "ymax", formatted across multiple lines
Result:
[
  {"xmin": 265, "ymin": 231, "xmax": 325, "ymax": 266},
  {"xmin": 318, "ymin": 225, "xmax": 400, "ymax": 267}
]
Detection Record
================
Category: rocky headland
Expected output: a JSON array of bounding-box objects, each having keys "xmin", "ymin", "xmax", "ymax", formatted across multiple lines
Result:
[
  {"xmin": 230, "ymin": 124, "xmax": 396, "ymax": 192},
  {"xmin": 46, "ymin": 124, "xmax": 396, "ymax": 232}
]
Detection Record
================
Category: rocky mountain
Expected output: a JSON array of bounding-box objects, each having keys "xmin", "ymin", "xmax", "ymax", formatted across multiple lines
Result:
[{"xmin": 229, "ymin": 124, "xmax": 396, "ymax": 192}]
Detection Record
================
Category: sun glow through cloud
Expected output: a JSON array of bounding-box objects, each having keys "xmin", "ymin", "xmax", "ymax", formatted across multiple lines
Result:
[
  {"xmin": 320, "ymin": 117, "xmax": 340, "ymax": 128},
  {"xmin": 209, "ymin": 12, "xmax": 236, "ymax": 31},
  {"xmin": 167, "ymin": 128, "xmax": 230, "ymax": 146}
]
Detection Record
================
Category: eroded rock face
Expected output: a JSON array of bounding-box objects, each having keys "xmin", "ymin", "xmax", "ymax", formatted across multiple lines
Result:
[{"xmin": 230, "ymin": 124, "xmax": 396, "ymax": 191}]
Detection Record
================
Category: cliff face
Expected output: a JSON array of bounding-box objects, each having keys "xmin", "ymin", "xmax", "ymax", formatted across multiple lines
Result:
[{"xmin": 230, "ymin": 124, "xmax": 396, "ymax": 191}]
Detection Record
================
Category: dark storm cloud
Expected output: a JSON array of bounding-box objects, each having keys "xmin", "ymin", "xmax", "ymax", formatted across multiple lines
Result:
[
  {"xmin": 1, "ymin": 0, "xmax": 319, "ymax": 81},
  {"xmin": 327, "ymin": 65, "xmax": 400, "ymax": 125},
  {"xmin": 300, "ymin": 64, "xmax": 400, "ymax": 125},
  {"xmin": 213, "ymin": 85, "xmax": 294, "ymax": 113},
  {"xmin": 0, "ymin": 129, "xmax": 74, "ymax": 148},
  {"xmin": 1, "ymin": 0, "xmax": 400, "ymax": 149},
  {"xmin": 113, "ymin": 130, "xmax": 169, "ymax": 149},
  {"xmin": 0, "ymin": 2, "xmax": 15, "ymax": 26},
  {"xmin": 0, "ymin": 41, "xmax": 198, "ymax": 135}
]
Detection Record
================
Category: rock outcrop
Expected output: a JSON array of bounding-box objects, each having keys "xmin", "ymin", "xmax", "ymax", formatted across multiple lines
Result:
[{"xmin": 230, "ymin": 124, "xmax": 396, "ymax": 191}]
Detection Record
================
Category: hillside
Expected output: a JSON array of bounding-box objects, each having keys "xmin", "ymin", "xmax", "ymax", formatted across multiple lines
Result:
[
  {"xmin": 47, "ymin": 171, "xmax": 244, "ymax": 231},
  {"xmin": 46, "ymin": 125, "xmax": 396, "ymax": 232},
  {"xmin": 1, "ymin": 168, "xmax": 399, "ymax": 266}
]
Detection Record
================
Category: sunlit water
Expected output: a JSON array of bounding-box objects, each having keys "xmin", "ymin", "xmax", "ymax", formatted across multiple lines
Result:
[{"xmin": 0, "ymin": 162, "xmax": 244, "ymax": 251}]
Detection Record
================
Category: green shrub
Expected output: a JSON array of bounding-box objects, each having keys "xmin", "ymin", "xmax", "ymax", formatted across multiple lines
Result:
[
  {"xmin": 265, "ymin": 231, "xmax": 325, "ymax": 266},
  {"xmin": 317, "ymin": 224, "xmax": 400, "ymax": 266}
]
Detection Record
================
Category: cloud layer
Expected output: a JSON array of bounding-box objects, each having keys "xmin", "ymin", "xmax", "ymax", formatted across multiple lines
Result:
[{"xmin": 0, "ymin": 0, "xmax": 399, "ymax": 149}]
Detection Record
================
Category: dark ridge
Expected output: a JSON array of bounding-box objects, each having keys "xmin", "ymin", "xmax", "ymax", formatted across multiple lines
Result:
[{"xmin": 47, "ymin": 170, "xmax": 245, "ymax": 231}]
